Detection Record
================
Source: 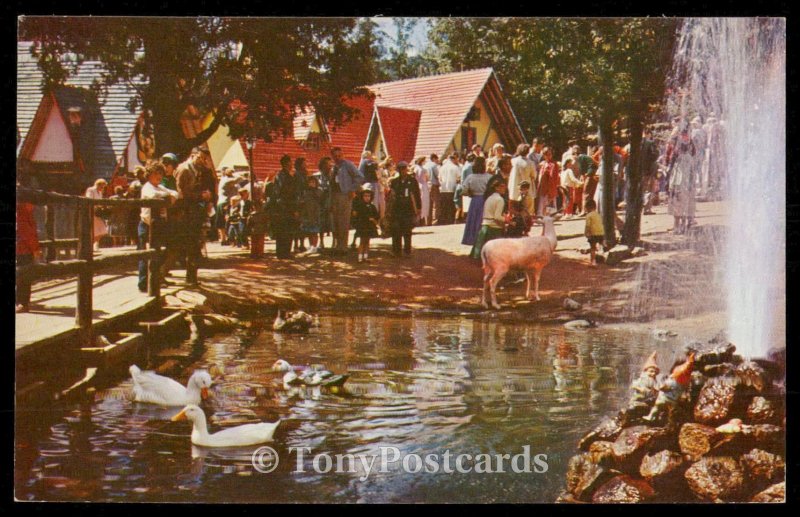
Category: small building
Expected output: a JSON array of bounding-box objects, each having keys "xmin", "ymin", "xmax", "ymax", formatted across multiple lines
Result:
[
  {"xmin": 229, "ymin": 68, "xmax": 526, "ymax": 180},
  {"xmin": 17, "ymin": 41, "xmax": 152, "ymax": 237},
  {"xmin": 17, "ymin": 42, "xmax": 151, "ymax": 190},
  {"xmin": 363, "ymin": 67, "xmax": 526, "ymax": 162}
]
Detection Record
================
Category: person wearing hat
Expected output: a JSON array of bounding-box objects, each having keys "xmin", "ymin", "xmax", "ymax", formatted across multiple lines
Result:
[
  {"xmin": 160, "ymin": 153, "xmax": 179, "ymax": 191},
  {"xmin": 470, "ymin": 178, "xmax": 508, "ymax": 260},
  {"xmin": 351, "ymin": 184, "xmax": 380, "ymax": 262},
  {"xmin": 386, "ymin": 161, "xmax": 421, "ymax": 257}
]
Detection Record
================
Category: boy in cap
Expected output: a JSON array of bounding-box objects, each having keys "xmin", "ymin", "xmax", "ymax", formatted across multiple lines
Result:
[{"xmin": 351, "ymin": 184, "xmax": 380, "ymax": 262}]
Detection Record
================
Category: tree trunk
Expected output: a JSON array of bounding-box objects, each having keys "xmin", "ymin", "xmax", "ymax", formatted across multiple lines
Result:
[
  {"xmin": 598, "ymin": 115, "xmax": 617, "ymax": 248},
  {"xmin": 141, "ymin": 28, "xmax": 193, "ymax": 160},
  {"xmin": 622, "ymin": 112, "xmax": 644, "ymax": 245}
]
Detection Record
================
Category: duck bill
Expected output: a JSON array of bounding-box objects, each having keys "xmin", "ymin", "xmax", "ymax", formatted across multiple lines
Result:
[
  {"xmin": 171, "ymin": 408, "xmax": 188, "ymax": 422},
  {"xmin": 201, "ymin": 387, "xmax": 209, "ymax": 400}
]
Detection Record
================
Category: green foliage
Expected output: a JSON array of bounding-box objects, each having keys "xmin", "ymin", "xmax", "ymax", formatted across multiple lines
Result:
[
  {"xmin": 18, "ymin": 17, "xmax": 380, "ymax": 155},
  {"xmin": 424, "ymin": 17, "xmax": 678, "ymax": 147}
]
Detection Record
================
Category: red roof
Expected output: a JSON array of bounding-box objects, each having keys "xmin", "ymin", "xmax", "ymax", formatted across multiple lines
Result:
[
  {"xmin": 243, "ymin": 68, "xmax": 526, "ymax": 179},
  {"xmin": 369, "ymin": 68, "xmax": 518, "ymax": 157},
  {"xmin": 374, "ymin": 106, "xmax": 421, "ymax": 163},
  {"xmin": 245, "ymin": 95, "xmax": 373, "ymax": 180},
  {"xmin": 241, "ymin": 135, "xmax": 331, "ymax": 182}
]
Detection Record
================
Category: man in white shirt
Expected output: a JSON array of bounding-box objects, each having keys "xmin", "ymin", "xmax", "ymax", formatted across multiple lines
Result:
[
  {"xmin": 509, "ymin": 143, "xmax": 537, "ymax": 206},
  {"xmin": 437, "ymin": 152, "xmax": 461, "ymax": 224},
  {"xmin": 138, "ymin": 161, "xmax": 177, "ymax": 292},
  {"xmin": 425, "ymin": 154, "xmax": 441, "ymax": 224}
]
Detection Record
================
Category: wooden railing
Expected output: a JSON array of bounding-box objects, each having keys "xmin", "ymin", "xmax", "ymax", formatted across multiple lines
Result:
[{"xmin": 16, "ymin": 187, "xmax": 169, "ymax": 347}]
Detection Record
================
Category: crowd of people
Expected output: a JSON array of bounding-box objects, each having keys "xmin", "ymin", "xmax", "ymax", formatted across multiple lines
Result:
[{"xmin": 16, "ymin": 114, "xmax": 724, "ymax": 311}]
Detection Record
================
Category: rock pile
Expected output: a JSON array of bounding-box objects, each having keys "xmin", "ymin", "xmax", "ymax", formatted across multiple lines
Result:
[{"xmin": 557, "ymin": 343, "xmax": 785, "ymax": 503}]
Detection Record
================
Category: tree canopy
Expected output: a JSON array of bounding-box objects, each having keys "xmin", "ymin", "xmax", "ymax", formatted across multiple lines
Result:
[
  {"xmin": 18, "ymin": 16, "xmax": 381, "ymax": 157},
  {"xmin": 425, "ymin": 18, "xmax": 678, "ymax": 148}
]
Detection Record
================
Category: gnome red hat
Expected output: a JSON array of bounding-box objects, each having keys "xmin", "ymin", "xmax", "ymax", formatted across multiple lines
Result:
[
  {"xmin": 642, "ymin": 351, "xmax": 659, "ymax": 373},
  {"xmin": 670, "ymin": 352, "xmax": 695, "ymax": 385}
]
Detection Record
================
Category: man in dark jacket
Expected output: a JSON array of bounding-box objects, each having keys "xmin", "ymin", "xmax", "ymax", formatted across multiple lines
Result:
[
  {"xmin": 387, "ymin": 161, "xmax": 422, "ymax": 257},
  {"xmin": 271, "ymin": 154, "xmax": 301, "ymax": 259}
]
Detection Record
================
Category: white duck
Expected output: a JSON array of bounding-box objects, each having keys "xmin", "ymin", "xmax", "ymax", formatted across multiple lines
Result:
[
  {"xmin": 171, "ymin": 405, "xmax": 280, "ymax": 447},
  {"xmin": 129, "ymin": 365, "xmax": 212, "ymax": 406},
  {"xmin": 271, "ymin": 359, "xmax": 348, "ymax": 387},
  {"xmin": 273, "ymin": 310, "xmax": 287, "ymax": 331}
]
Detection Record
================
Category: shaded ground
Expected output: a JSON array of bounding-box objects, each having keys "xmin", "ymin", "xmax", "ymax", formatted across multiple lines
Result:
[{"xmin": 193, "ymin": 200, "xmax": 730, "ymax": 340}]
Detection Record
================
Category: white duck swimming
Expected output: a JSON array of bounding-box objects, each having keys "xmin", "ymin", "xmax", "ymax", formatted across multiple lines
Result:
[
  {"xmin": 129, "ymin": 365, "xmax": 212, "ymax": 406},
  {"xmin": 171, "ymin": 405, "xmax": 280, "ymax": 447},
  {"xmin": 271, "ymin": 359, "xmax": 348, "ymax": 387}
]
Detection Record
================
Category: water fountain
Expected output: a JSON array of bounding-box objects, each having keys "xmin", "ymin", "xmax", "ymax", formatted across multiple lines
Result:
[
  {"xmin": 555, "ymin": 19, "xmax": 786, "ymax": 503},
  {"xmin": 669, "ymin": 18, "xmax": 786, "ymax": 358}
]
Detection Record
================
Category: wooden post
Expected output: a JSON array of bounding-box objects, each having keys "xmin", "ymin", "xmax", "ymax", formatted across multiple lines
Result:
[
  {"xmin": 147, "ymin": 219, "xmax": 161, "ymax": 298},
  {"xmin": 76, "ymin": 201, "xmax": 93, "ymax": 347},
  {"xmin": 45, "ymin": 204, "xmax": 56, "ymax": 262}
]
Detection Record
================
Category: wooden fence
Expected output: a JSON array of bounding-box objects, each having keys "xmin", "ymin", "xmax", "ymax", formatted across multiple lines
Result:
[{"xmin": 16, "ymin": 187, "xmax": 169, "ymax": 347}]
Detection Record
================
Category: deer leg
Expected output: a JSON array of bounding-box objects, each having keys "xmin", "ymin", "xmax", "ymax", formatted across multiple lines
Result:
[
  {"xmin": 533, "ymin": 267, "xmax": 542, "ymax": 301},
  {"xmin": 490, "ymin": 268, "xmax": 508, "ymax": 309},
  {"xmin": 525, "ymin": 270, "xmax": 534, "ymax": 300},
  {"xmin": 482, "ymin": 267, "xmax": 493, "ymax": 309}
]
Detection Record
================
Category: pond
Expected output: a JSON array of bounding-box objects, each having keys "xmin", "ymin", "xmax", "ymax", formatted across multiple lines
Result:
[{"xmin": 16, "ymin": 313, "xmax": 675, "ymax": 503}]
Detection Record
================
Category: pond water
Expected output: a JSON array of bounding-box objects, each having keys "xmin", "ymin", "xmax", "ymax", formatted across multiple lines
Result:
[{"xmin": 16, "ymin": 314, "xmax": 674, "ymax": 503}]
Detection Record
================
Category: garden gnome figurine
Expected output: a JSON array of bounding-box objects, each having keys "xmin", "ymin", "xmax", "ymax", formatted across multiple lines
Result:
[
  {"xmin": 628, "ymin": 351, "xmax": 660, "ymax": 412},
  {"xmin": 643, "ymin": 352, "xmax": 695, "ymax": 422}
]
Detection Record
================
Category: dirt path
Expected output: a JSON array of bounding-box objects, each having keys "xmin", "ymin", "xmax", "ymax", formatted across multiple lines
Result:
[{"xmin": 192, "ymin": 200, "xmax": 729, "ymax": 340}]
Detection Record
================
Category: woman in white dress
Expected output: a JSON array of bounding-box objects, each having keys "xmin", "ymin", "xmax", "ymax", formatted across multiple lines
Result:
[
  {"xmin": 85, "ymin": 178, "xmax": 109, "ymax": 249},
  {"xmin": 413, "ymin": 156, "xmax": 430, "ymax": 226},
  {"xmin": 666, "ymin": 126, "xmax": 696, "ymax": 234}
]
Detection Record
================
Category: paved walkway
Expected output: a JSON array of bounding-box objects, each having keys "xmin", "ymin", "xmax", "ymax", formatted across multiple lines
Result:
[{"xmin": 15, "ymin": 200, "xmax": 729, "ymax": 355}]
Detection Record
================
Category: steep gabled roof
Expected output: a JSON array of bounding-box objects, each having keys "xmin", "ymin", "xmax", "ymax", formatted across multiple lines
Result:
[
  {"xmin": 373, "ymin": 106, "xmax": 421, "ymax": 163},
  {"xmin": 17, "ymin": 41, "xmax": 146, "ymax": 177},
  {"xmin": 367, "ymin": 67, "xmax": 525, "ymax": 157}
]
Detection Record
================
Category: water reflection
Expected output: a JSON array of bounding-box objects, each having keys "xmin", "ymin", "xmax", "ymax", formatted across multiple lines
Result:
[{"xmin": 18, "ymin": 314, "xmax": 659, "ymax": 503}]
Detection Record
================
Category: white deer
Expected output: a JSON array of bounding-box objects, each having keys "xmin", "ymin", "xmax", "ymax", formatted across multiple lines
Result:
[{"xmin": 480, "ymin": 216, "xmax": 558, "ymax": 309}]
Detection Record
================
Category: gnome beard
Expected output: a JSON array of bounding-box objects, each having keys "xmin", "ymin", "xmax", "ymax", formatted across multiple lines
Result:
[{"xmin": 643, "ymin": 353, "xmax": 695, "ymax": 424}]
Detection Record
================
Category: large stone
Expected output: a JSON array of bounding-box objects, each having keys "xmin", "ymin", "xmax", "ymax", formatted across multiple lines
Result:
[
  {"xmin": 565, "ymin": 453, "xmax": 616, "ymax": 501},
  {"xmin": 678, "ymin": 423, "xmax": 733, "ymax": 461},
  {"xmin": 588, "ymin": 440, "xmax": 615, "ymax": 466},
  {"xmin": 746, "ymin": 396, "xmax": 779, "ymax": 424},
  {"xmin": 750, "ymin": 482, "xmax": 785, "ymax": 503},
  {"xmin": 693, "ymin": 375, "xmax": 740, "ymax": 425},
  {"xmin": 555, "ymin": 491, "xmax": 586, "ymax": 504},
  {"xmin": 740, "ymin": 448, "xmax": 785, "ymax": 485},
  {"xmin": 591, "ymin": 475, "xmax": 655, "ymax": 503},
  {"xmin": 694, "ymin": 343, "xmax": 737, "ymax": 368},
  {"xmin": 611, "ymin": 425, "xmax": 670, "ymax": 473},
  {"xmin": 735, "ymin": 361, "xmax": 769, "ymax": 393},
  {"xmin": 741, "ymin": 424, "xmax": 784, "ymax": 453},
  {"xmin": 578, "ymin": 416, "xmax": 623, "ymax": 451},
  {"xmin": 684, "ymin": 456, "xmax": 745, "ymax": 502},
  {"xmin": 640, "ymin": 450, "xmax": 685, "ymax": 483}
]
